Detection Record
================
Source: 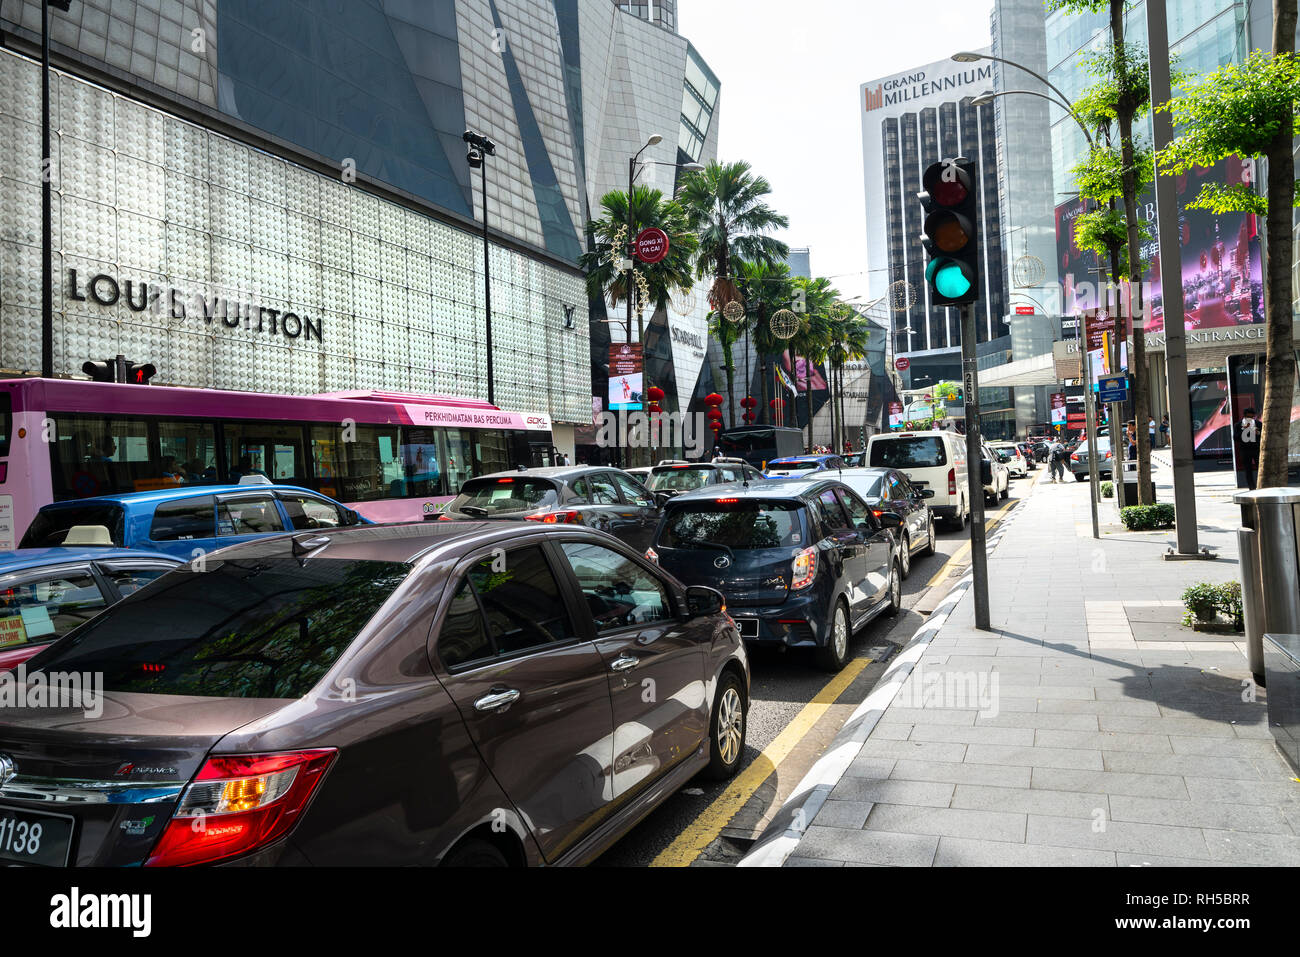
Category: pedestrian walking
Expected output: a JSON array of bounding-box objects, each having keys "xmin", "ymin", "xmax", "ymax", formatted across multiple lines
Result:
[
  {"xmin": 1160, "ymin": 414, "xmax": 1169, "ymax": 448},
  {"xmin": 1048, "ymin": 438, "xmax": 1067, "ymax": 483},
  {"xmin": 1236, "ymin": 406, "xmax": 1261, "ymax": 490}
]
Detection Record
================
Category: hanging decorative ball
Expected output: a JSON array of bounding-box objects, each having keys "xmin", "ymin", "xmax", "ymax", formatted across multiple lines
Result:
[
  {"xmin": 704, "ymin": 392, "xmax": 724, "ymax": 407},
  {"xmin": 769, "ymin": 398, "xmax": 785, "ymax": 409},
  {"xmin": 710, "ymin": 421, "xmax": 722, "ymax": 432},
  {"xmin": 740, "ymin": 396, "xmax": 757, "ymax": 409},
  {"xmin": 723, "ymin": 300, "xmax": 746, "ymax": 323},
  {"xmin": 673, "ymin": 289, "xmax": 698, "ymax": 314},
  {"xmin": 890, "ymin": 280, "xmax": 917, "ymax": 312},
  {"xmin": 706, "ymin": 408, "xmax": 723, "ymax": 421},
  {"xmin": 743, "ymin": 412, "xmax": 756, "ymax": 423},
  {"xmin": 647, "ymin": 386, "xmax": 665, "ymax": 402},
  {"xmin": 1011, "ymin": 254, "xmax": 1046, "ymax": 289},
  {"xmin": 770, "ymin": 309, "xmax": 799, "ymax": 339}
]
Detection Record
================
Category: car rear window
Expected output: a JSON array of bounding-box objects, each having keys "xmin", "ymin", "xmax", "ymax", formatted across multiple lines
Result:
[
  {"xmin": 869, "ymin": 437, "xmax": 947, "ymax": 469},
  {"xmin": 20, "ymin": 504, "xmax": 126, "ymax": 548},
  {"xmin": 149, "ymin": 496, "xmax": 215, "ymax": 541},
  {"xmin": 648, "ymin": 466, "xmax": 715, "ymax": 492},
  {"xmin": 450, "ymin": 477, "xmax": 560, "ymax": 514},
  {"xmin": 661, "ymin": 501, "xmax": 803, "ymax": 550},
  {"xmin": 771, "ymin": 460, "xmax": 822, "ymax": 471},
  {"xmin": 26, "ymin": 557, "xmax": 411, "ymax": 699}
]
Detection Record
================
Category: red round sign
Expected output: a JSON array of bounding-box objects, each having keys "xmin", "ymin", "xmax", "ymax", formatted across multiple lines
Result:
[
  {"xmin": 634, "ymin": 228, "xmax": 670, "ymax": 265},
  {"xmin": 895, "ymin": 357, "xmax": 911, "ymax": 372}
]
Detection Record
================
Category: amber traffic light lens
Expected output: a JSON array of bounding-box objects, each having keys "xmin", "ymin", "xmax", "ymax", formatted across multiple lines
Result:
[{"xmin": 934, "ymin": 218, "xmax": 969, "ymax": 252}]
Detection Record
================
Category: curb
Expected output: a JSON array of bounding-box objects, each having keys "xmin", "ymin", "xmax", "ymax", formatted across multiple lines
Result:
[{"xmin": 736, "ymin": 501, "xmax": 1027, "ymax": 868}]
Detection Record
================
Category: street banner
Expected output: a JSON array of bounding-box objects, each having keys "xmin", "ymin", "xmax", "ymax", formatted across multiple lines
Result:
[
  {"xmin": 776, "ymin": 364, "xmax": 797, "ymax": 395},
  {"xmin": 1050, "ymin": 392, "xmax": 1067, "ymax": 425},
  {"xmin": 608, "ymin": 344, "xmax": 643, "ymax": 411},
  {"xmin": 888, "ymin": 400, "xmax": 904, "ymax": 429}
]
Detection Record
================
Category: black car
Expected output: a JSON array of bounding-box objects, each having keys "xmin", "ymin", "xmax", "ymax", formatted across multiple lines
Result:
[
  {"xmin": 646, "ymin": 479, "xmax": 903, "ymax": 672},
  {"xmin": 834, "ymin": 468, "xmax": 936, "ymax": 579},
  {"xmin": 438, "ymin": 467, "xmax": 660, "ymax": 550},
  {"xmin": 644, "ymin": 460, "xmax": 767, "ymax": 499}
]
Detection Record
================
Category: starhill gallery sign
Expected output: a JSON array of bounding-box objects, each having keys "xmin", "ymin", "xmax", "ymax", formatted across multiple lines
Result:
[{"xmin": 67, "ymin": 269, "xmax": 323, "ymax": 341}]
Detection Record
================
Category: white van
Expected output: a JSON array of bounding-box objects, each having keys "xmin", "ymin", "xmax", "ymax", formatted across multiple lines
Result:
[{"xmin": 865, "ymin": 430, "xmax": 969, "ymax": 530}]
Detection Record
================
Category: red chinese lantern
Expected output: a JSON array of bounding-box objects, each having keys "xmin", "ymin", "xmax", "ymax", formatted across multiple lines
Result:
[
  {"xmin": 710, "ymin": 421, "xmax": 722, "ymax": 432},
  {"xmin": 706, "ymin": 408, "xmax": 723, "ymax": 421},
  {"xmin": 704, "ymin": 392, "xmax": 724, "ymax": 407},
  {"xmin": 741, "ymin": 396, "xmax": 757, "ymax": 410},
  {"xmin": 743, "ymin": 412, "xmax": 756, "ymax": 423},
  {"xmin": 769, "ymin": 398, "xmax": 785, "ymax": 409},
  {"xmin": 648, "ymin": 402, "xmax": 662, "ymax": 414},
  {"xmin": 647, "ymin": 386, "xmax": 665, "ymax": 402}
]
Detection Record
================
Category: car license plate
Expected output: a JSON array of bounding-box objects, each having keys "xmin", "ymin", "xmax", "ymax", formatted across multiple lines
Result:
[
  {"xmin": 0, "ymin": 805, "xmax": 75, "ymax": 867},
  {"xmin": 734, "ymin": 618, "xmax": 759, "ymax": 638}
]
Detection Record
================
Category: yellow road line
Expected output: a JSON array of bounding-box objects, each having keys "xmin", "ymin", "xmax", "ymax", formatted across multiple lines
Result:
[
  {"xmin": 649, "ymin": 656, "xmax": 872, "ymax": 867},
  {"xmin": 925, "ymin": 499, "xmax": 1016, "ymax": 588}
]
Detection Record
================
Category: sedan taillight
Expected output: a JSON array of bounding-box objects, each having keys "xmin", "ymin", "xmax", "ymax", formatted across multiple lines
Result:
[
  {"xmin": 147, "ymin": 749, "xmax": 337, "ymax": 867},
  {"xmin": 791, "ymin": 547, "xmax": 817, "ymax": 590}
]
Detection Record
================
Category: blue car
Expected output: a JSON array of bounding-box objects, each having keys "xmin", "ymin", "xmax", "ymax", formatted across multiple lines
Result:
[
  {"xmin": 0, "ymin": 546, "xmax": 182, "ymax": 670},
  {"xmin": 764, "ymin": 454, "xmax": 847, "ymax": 479},
  {"xmin": 17, "ymin": 480, "xmax": 367, "ymax": 560}
]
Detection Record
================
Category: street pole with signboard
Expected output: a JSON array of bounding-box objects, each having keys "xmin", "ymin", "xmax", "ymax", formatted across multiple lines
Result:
[{"xmin": 960, "ymin": 303, "xmax": 990, "ymax": 631}]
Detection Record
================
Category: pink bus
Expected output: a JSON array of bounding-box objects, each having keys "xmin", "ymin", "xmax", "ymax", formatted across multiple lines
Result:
[{"xmin": 0, "ymin": 378, "xmax": 556, "ymax": 548}]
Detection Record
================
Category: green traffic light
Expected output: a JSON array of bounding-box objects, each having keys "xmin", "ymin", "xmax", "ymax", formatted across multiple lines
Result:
[{"xmin": 926, "ymin": 258, "xmax": 972, "ymax": 299}]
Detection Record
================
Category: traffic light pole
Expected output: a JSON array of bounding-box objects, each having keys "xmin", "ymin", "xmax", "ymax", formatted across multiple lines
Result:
[{"xmin": 960, "ymin": 303, "xmax": 991, "ymax": 631}]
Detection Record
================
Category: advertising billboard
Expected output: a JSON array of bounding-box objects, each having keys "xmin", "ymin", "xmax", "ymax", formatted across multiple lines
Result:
[
  {"xmin": 609, "ymin": 344, "xmax": 644, "ymax": 411},
  {"xmin": 1055, "ymin": 156, "xmax": 1263, "ymax": 335}
]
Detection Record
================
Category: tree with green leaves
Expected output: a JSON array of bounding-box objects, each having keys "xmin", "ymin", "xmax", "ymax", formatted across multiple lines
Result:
[
  {"xmin": 707, "ymin": 308, "xmax": 744, "ymax": 428},
  {"xmin": 734, "ymin": 259, "xmax": 796, "ymax": 425},
  {"xmin": 825, "ymin": 305, "xmax": 874, "ymax": 451},
  {"xmin": 788, "ymin": 277, "xmax": 838, "ymax": 448},
  {"xmin": 579, "ymin": 184, "xmax": 698, "ymax": 346},
  {"xmin": 1048, "ymin": 0, "xmax": 1156, "ymax": 504},
  {"xmin": 676, "ymin": 160, "xmax": 790, "ymax": 315},
  {"xmin": 1160, "ymin": 10, "xmax": 1299, "ymax": 486}
]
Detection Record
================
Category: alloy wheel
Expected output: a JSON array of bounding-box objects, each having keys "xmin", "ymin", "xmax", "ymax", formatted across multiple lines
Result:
[
  {"xmin": 833, "ymin": 605, "xmax": 848, "ymax": 661},
  {"xmin": 899, "ymin": 533, "xmax": 910, "ymax": 577},
  {"xmin": 716, "ymin": 687, "xmax": 744, "ymax": 766}
]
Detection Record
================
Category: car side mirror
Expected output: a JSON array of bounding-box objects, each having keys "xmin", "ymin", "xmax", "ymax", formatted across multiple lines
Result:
[
  {"xmin": 918, "ymin": 488, "xmax": 935, "ymax": 499},
  {"xmin": 685, "ymin": 585, "xmax": 725, "ymax": 618},
  {"xmin": 877, "ymin": 511, "xmax": 905, "ymax": 529},
  {"xmin": 654, "ymin": 492, "xmax": 671, "ymax": 508}
]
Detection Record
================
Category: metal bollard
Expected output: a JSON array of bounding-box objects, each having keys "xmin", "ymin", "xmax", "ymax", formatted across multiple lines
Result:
[{"xmin": 1236, "ymin": 526, "xmax": 1266, "ymax": 684}]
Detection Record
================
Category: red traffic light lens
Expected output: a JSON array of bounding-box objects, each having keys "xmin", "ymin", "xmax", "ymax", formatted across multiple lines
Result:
[{"xmin": 931, "ymin": 179, "xmax": 968, "ymax": 206}]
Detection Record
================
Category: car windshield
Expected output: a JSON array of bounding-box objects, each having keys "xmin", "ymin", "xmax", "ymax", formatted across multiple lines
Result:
[
  {"xmin": 771, "ymin": 460, "xmax": 822, "ymax": 471},
  {"xmin": 450, "ymin": 477, "xmax": 560, "ymax": 514},
  {"xmin": 648, "ymin": 467, "xmax": 713, "ymax": 492},
  {"xmin": 661, "ymin": 501, "xmax": 803, "ymax": 550},
  {"xmin": 27, "ymin": 557, "xmax": 411, "ymax": 699},
  {"xmin": 869, "ymin": 437, "xmax": 947, "ymax": 469},
  {"xmin": 20, "ymin": 504, "xmax": 127, "ymax": 547}
]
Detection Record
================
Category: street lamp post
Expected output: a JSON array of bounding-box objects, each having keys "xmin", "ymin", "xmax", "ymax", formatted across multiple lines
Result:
[
  {"xmin": 971, "ymin": 81, "xmax": 1103, "ymax": 539},
  {"xmin": 464, "ymin": 129, "xmax": 497, "ymax": 406}
]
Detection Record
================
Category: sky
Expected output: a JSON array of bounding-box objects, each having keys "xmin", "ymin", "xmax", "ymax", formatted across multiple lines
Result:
[{"xmin": 677, "ymin": 0, "xmax": 995, "ymax": 308}]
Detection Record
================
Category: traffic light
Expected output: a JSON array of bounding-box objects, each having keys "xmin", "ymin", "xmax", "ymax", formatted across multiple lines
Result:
[
  {"xmin": 126, "ymin": 362, "xmax": 157, "ymax": 385},
  {"xmin": 918, "ymin": 157, "xmax": 980, "ymax": 306},
  {"xmin": 82, "ymin": 360, "xmax": 115, "ymax": 382}
]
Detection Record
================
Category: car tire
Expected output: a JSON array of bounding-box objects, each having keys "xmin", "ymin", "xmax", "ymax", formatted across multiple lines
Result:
[
  {"xmin": 1000, "ymin": 482, "xmax": 1008, "ymax": 501},
  {"xmin": 1074, "ymin": 473, "xmax": 1086, "ymax": 482},
  {"xmin": 921, "ymin": 513, "xmax": 936, "ymax": 557},
  {"xmin": 703, "ymin": 670, "xmax": 747, "ymax": 780},
  {"xmin": 442, "ymin": 839, "xmax": 510, "ymax": 867},
  {"xmin": 898, "ymin": 532, "xmax": 911, "ymax": 578},
  {"xmin": 815, "ymin": 599, "xmax": 852, "ymax": 672},
  {"xmin": 885, "ymin": 561, "xmax": 902, "ymax": 616}
]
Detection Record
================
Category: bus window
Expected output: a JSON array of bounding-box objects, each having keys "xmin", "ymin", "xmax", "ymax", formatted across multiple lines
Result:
[
  {"xmin": 49, "ymin": 415, "xmax": 149, "ymax": 498},
  {"xmin": 223, "ymin": 422, "xmax": 307, "ymax": 485},
  {"xmin": 398, "ymin": 427, "xmax": 444, "ymax": 497},
  {"xmin": 0, "ymin": 392, "xmax": 11, "ymax": 457}
]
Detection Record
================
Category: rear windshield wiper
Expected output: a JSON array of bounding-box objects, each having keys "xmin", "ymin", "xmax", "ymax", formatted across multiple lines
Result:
[
  {"xmin": 678, "ymin": 539, "xmax": 735, "ymax": 561},
  {"xmin": 458, "ymin": 505, "xmax": 489, "ymax": 517}
]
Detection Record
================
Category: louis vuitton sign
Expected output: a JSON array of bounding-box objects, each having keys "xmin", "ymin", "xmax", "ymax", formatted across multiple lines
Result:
[{"xmin": 68, "ymin": 269, "xmax": 323, "ymax": 342}]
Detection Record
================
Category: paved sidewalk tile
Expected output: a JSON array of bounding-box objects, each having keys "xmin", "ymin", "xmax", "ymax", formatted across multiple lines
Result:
[{"xmin": 774, "ymin": 463, "xmax": 1299, "ymax": 868}]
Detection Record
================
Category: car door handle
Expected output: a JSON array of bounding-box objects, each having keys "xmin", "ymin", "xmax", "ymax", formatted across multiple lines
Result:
[
  {"xmin": 609, "ymin": 654, "xmax": 639, "ymax": 673},
  {"xmin": 474, "ymin": 688, "xmax": 521, "ymax": 712}
]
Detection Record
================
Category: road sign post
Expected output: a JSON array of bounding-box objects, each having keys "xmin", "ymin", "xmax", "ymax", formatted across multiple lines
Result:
[{"xmin": 961, "ymin": 303, "xmax": 990, "ymax": 631}]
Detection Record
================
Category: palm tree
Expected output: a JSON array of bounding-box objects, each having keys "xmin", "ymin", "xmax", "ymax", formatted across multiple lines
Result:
[
  {"xmin": 826, "ymin": 305, "xmax": 874, "ymax": 452},
  {"xmin": 707, "ymin": 309, "xmax": 745, "ymax": 428},
  {"xmin": 580, "ymin": 184, "xmax": 698, "ymax": 345},
  {"xmin": 676, "ymin": 160, "xmax": 789, "ymax": 315},
  {"xmin": 788, "ymin": 277, "xmax": 838, "ymax": 449},
  {"xmin": 734, "ymin": 259, "xmax": 795, "ymax": 425}
]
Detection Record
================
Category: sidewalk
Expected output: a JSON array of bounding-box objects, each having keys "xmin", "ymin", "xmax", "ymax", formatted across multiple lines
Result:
[{"xmin": 743, "ymin": 458, "xmax": 1300, "ymax": 867}]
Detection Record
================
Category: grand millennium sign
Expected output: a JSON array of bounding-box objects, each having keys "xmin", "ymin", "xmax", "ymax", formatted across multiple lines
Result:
[{"xmin": 863, "ymin": 64, "xmax": 994, "ymax": 112}]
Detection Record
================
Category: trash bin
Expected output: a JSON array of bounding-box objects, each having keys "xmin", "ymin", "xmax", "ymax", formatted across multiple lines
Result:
[
  {"xmin": 1235, "ymin": 488, "xmax": 1300, "ymax": 685},
  {"xmin": 1121, "ymin": 460, "xmax": 1156, "ymax": 502}
]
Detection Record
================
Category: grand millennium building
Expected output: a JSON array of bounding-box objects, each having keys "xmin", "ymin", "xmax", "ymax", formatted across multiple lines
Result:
[{"xmin": 0, "ymin": 0, "xmax": 720, "ymax": 453}]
